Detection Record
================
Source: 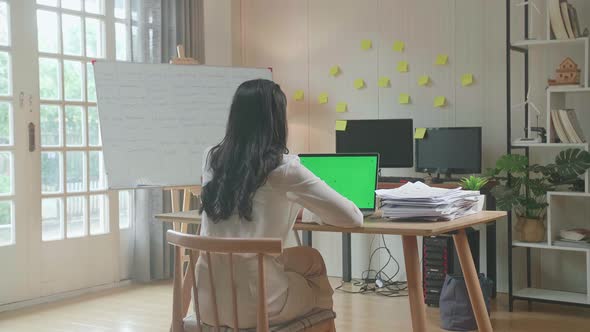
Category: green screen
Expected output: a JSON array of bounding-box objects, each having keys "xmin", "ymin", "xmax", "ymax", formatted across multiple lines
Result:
[{"xmin": 299, "ymin": 155, "xmax": 378, "ymax": 210}]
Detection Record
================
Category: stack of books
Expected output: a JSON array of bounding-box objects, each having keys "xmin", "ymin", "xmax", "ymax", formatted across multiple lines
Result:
[
  {"xmin": 549, "ymin": 0, "xmax": 583, "ymax": 40},
  {"xmin": 550, "ymin": 109, "xmax": 586, "ymax": 143},
  {"xmin": 554, "ymin": 228, "xmax": 590, "ymax": 249},
  {"xmin": 376, "ymin": 182, "xmax": 484, "ymax": 221}
]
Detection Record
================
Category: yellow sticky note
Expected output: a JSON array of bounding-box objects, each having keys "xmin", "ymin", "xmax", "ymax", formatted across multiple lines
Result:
[
  {"xmin": 434, "ymin": 96, "xmax": 446, "ymax": 107},
  {"xmin": 361, "ymin": 39, "xmax": 372, "ymax": 50},
  {"xmin": 378, "ymin": 76, "xmax": 390, "ymax": 88},
  {"xmin": 393, "ymin": 40, "xmax": 405, "ymax": 52},
  {"xmin": 414, "ymin": 128, "xmax": 427, "ymax": 139},
  {"xmin": 397, "ymin": 61, "xmax": 408, "ymax": 73},
  {"xmin": 418, "ymin": 75, "xmax": 430, "ymax": 86},
  {"xmin": 335, "ymin": 120, "xmax": 347, "ymax": 131},
  {"xmin": 329, "ymin": 65, "xmax": 341, "ymax": 77},
  {"xmin": 462, "ymin": 73, "xmax": 473, "ymax": 86},
  {"xmin": 318, "ymin": 93, "xmax": 329, "ymax": 104},
  {"xmin": 293, "ymin": 90, "xmax": 304, "ymax": 101},
  {"xmin": 435, "ymin": 54, "xmax": 448, "ymax": 65},
  {"xmin": 398, "ymin": 93, "xmax": 410, "ymax": 104},
  {"xmin": 354, "ymin": 78, "xmax": 365, "ymax": 89},
  {"xmin": 336, "ymin": 102, "xmax": 348, "ymax": 113}
]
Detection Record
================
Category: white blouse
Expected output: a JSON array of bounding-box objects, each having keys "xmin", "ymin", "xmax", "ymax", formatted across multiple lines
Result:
[{"xmin": 196, "ymin": 150, "xmax": 363, "ymax": 328}]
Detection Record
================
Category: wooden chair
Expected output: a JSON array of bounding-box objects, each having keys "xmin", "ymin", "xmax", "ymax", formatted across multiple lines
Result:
[{"xmin": 167, "ymin": 230, "xmax": 336, "ymax": 332}]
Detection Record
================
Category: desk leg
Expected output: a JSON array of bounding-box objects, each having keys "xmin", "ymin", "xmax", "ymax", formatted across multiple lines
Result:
[
  {"xmin": 453, "ymin": 229, "xmax": 493, "ymax": 332},
  {"xmin": 342, "ymin": 233, "xmax": 352, "ymax": 282},
  {"xmin": 402, "ymin": 235, "xmax": 427, "ymax": 332},
  {"xmin": 302, "ymin": 231, "xmax": 312, "ymax": 247}
]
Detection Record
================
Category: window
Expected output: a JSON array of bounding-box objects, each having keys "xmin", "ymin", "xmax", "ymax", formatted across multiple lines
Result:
[
  {"xmin": 37, "ymin": 0, "xmax": 111, "ymax": 240},
  {"xmin": 114, "ymin": 0, "xmax": 130, "ymax": 61},
  {"xmin": 118, "ymin": 190, "xmax": 132, "ymax": 229},
  {"xmin": 0, "ymin": 0, "xmax": 15, "ymax": 246}
]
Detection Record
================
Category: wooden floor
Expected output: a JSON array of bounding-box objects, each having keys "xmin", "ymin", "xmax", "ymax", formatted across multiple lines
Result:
[{"xmin": 1, "ymin": 279, "xmax": 590, "ymax": 332}]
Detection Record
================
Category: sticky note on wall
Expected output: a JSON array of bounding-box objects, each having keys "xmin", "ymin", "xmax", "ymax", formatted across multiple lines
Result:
[
  {"xmin": 434, "ymin": 96, "xmax": 446, "ymax": 107},
  {"xmin": 361, "ymin": 39, "xmax": 372, "ymax": 50},
  {"xmin": 435, "ymin": 54, "xmax": 448, "ymax": 65},
  {"xmin": 397, "ymin": 61, "xmax": 408, "ymax": 73},
  {"xmin": 418, "ymin": 75, "xmax": 430, "ymax": 86},
  {"xmin": 414, "ymin": 128, "xmax": 427, "ymax": 139},
  {"xmin": 462, "ymin": 73, "xmax": 474, "ymax": 86},
  {"xmin": 336, "ymin": 120, "xmax": 347, "ymax": 131},
  {"xmin": 354, "ymin": 79, "xmax": 365, "ymax": 89},
  {"xmin": 398, "ymin": 93, "xmax": 410, "ymax": 104},
  {"xmin": 318, "ymin": 93, "xmax": 329, "ymax": 104},
  {"xmin": 330, "ymin": 65, "xmax": 341, "ymax": 77},
  {"xmin": 293, "ymin": 90, "xmax": 304, "ymax": 101},
  {"xmin": 393, "ymin": 40, "xmax": 405, "ymax": 52},
  {"xmin": 378, "ymin": 77, "xmax": 390, "ymax": 88},
  {"xmin": 336, "ymin": 102, "xmax": 348, "ymax": 113}
]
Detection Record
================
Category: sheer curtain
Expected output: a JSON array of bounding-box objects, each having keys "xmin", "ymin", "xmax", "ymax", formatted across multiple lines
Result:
[{"xmin": 126, "ymin": 0, "xmax": 204, "ymax": 282}]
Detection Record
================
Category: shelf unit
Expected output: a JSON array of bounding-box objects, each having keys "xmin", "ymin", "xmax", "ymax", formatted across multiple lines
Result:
[{"xmin": 506, "ymin": 0, "xmax": 590, "ymax": 310}]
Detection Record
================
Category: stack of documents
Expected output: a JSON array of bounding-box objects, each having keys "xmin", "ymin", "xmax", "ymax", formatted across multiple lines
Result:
[{"xmin": 376, "ymin": 182, "xmax": 485, "ymax": 221}]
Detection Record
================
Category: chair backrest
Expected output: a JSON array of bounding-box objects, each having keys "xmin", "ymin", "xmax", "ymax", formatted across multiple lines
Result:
[{"xmin": 167, "ymin": 230, "xmax": 283, "ymax": 332}]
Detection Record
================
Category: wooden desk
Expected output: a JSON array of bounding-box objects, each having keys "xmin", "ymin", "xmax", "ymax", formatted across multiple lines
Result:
[{"xmin": 155, "ymin": 210, "xmax": 506, "ymax": 332}]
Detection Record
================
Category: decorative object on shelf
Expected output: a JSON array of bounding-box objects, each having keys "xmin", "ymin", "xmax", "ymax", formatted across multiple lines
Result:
[
  {"xmin": 511, "ymin": 87, "xmax": 543, "ymax": 143},
  {"xmin": 460, "ymin": 175, "xmax": 489, "ymax": 191},
  {"xmin": 487, "ymin": 149, "xmax": 590, "ymax": 242},
  {"xmin": 548, "ymin": 57, "xmax": 580, "ymax": 86},
  {"xmin": 516, "ymin": 0, "xmax": 542, "ymax": 40},
  {"xmin": 555, "ymin": 228, "xmax": 590, "ymax": 248}
]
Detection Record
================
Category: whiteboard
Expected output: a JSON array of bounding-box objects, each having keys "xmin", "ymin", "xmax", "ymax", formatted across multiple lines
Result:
[{"xmin": 94, "ymin": 61, "xmax": 272, "ymax": 189}]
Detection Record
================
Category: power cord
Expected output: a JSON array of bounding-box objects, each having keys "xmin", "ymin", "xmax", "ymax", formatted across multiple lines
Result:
[{"xmin": 335, "ymin": 235, "xmax": 408, "ymax": 298}]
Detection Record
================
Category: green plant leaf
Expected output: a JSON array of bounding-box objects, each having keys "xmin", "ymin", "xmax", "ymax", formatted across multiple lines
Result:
[
  {"xmin": 495, "ymin": 154, "xmax": 529, "ymax": 174},
  {"xmin": 555, "ymin": 149, "xmax": 590, "ymax": 178}
]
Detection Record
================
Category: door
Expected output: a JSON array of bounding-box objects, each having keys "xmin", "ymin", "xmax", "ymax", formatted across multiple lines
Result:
[{"xmin": 0, "ymin": 0, "xmax": 134, "ymax": 305}]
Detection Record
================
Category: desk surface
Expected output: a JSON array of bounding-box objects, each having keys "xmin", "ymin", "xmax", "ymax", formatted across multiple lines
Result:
[{"xmin": 155, "ymin": 210, "xmax": 506, "ymax": 237}]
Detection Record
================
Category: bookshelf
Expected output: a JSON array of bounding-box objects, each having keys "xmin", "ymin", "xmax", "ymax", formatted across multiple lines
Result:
[{"xmin": 506, "ymin": 0, "xmax": 590, "ymax": 311}]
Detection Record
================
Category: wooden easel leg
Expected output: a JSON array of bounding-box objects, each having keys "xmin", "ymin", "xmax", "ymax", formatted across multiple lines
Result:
[
  {"xmin": 453, "ymin": 229, "xmax": 493, "ymax": 332},
  {"xmin": 401, "ymin": 235, "xmax": 427, "ymax": 332}
]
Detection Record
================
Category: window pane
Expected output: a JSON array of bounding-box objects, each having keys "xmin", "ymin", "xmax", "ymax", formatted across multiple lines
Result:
[
  {"xmin": 62, "ymin": 14, "xmax": 82, "ymax": 56},
  {"xmin": 41, "ymin": 151, "xmax": 62, "ymax": 194},
  {"xmin": 62, "ymin": 0, "xmax": 81, "ymax": 11},
  {"xmin": 88, "ymin": 106, "xmax": 101, "ymax": 146},
  {"xmin": 85, "ymin": 18, "xmax": 103, "ymax": 58},
  {"xmin": 89, "ymin": 194, "xmax": 108, "ymax": 235},
  {"xmin": 86, "ymin": 63, "xmax": 96, "ymax": 102},
  {"xmin": 85, "ymin": 0, "xmax": 102, "ymax": 14},
  {"xmin": 0, "ymin": 200, "xmax": 13, "ymax": 245},
  {"xmin": 37, "ymin": 10, "xmax": 59, "ymax": 53},
  {"xmin": 64, "ymin": 60, "xmax": 83, "ymax": 101},
  {"xmin": 40, "ymin": 105, "xmax": 61, "ymax": 147},
  {"xmin": 119, "ymin": 191, "xmax": 131, "ymax": 229},
  {"xmin": 114, "ymin": 0, "xmax": 126, "ymax": 19},
  {"xmin": 65, "ymin": 106, "xmax": 85, "ymax": 146},
  {"xmin": 66, "ymin": 151, "xmax": 86, "ymax": 192},
  {"xmin": 0, "ymin": 51, "xmax": 10, "ymax": 96},
  {"xmin": 89, "ymin": 151, "xmax": 106, "ymax": 190},
  {"xmin": 115, "ymin": 23, "xmax": 128, "ymax": 61},
  {"xmin": 0, "ymin": 152, "xmax": 12, "ymax": 195},
  {"xmin": 37, "ymin": 0, "xmax": 58, "ymax": 6},
  {"xmin": 42, "ymin": 198, "xmax": 62, "ymax": 241},
  {"xmin": 0, "ymin": 102, "xmax": 12, "ymax": 145},
  {"xmin": 67, "ymin": 196, "xmax": 85, "ymax": 238},
  {"xmin": 39, "ymin": 57, "xmax": 60, "ymax": 100},
  {"xmin": 0, "ymin": 2, "xmax": 9, "ymax": 47}
]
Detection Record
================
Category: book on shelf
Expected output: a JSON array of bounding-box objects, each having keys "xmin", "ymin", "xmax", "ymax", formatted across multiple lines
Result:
[
  {"xmin": 567, "ymin": 4, "xmax": 581, "ymax": 38},
  {"xmin": 554, "ymin": 239, "xmax": 590, "ymax": 249},
  {"xmin": 549, "ymin": 0, "xmax": 570, "ymax": 40},
  {"xmin": 550, "ymin": 109, "xmax": 586, "ymax": 143},
  {"xmin": 560, "ymin": 0, "xmax": 575, "ymax": 39}
]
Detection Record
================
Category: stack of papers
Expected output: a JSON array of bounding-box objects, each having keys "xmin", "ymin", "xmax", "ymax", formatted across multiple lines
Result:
[{"xmin": 376, "ymin": 182, "xmax": 485, "ymax": 221}]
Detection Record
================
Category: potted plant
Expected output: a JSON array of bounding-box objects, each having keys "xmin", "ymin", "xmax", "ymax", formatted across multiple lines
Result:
[
  {"xmin": 460, "ymin": 175, "xmax": 489, "ymax": 191},
  {"xmin": 487, "ymin": 148, "xmax": 590, "ymax": 242}
]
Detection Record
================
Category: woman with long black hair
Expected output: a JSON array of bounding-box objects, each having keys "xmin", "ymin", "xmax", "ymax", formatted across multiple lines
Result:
[{"xmin": 198, "ymin": 79, "xmax": 362, "ymax": 329}]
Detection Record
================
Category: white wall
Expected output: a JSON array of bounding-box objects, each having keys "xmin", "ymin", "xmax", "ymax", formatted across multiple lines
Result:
[{"xmin": 239, "ymin": 0, "xmax": 510, "ymax": 290}]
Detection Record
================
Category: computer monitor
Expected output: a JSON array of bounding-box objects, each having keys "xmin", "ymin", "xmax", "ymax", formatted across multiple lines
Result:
[
  {"xmin": 415, "ymin": 127, "xmax": 482, "ymax": 181},
  {"xmin": 298, "ymin": 153, "xmax": 379, "ymax": 211},
  {"xmin": 335, "ymin": 119, "xmax": 413, "ymax": 168}
]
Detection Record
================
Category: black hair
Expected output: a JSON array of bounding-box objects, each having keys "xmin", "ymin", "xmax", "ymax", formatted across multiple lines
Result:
[{"xmin": 200, "ymin": 79, "xmax": 288, "ymax": 222}]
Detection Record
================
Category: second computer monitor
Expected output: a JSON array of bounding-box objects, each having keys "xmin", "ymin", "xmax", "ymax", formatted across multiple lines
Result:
[{"xmin": 335, "ymin": 119, "xmax": 413, "ymax": 168}]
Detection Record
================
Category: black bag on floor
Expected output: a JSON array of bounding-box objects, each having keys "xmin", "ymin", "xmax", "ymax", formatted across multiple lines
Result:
[{"xmin": 439, "ymin": 274, "xmax": 493, "ymax": 331}]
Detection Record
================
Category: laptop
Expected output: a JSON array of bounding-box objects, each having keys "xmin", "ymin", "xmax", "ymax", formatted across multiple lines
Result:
[{"xmin": 298, "ymin": 153, "xmax": 379, "ymax": 216}]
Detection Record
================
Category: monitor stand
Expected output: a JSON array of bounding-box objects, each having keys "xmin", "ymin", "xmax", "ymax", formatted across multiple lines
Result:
[{"xmin": 431, "ymin": 171, "xmax": 455, "ymax": 184}]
